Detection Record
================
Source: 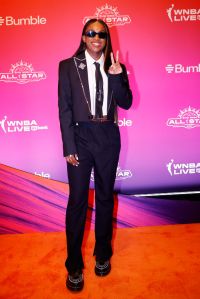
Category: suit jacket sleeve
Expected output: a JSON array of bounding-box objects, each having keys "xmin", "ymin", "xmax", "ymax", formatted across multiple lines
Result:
[
  {"xmin": 108, "ymin": 64, "xmax": 132, "ymax": 110},
  {"xmin": 58, "ymin": 60, "xmax": 77, "ymax": 157}
]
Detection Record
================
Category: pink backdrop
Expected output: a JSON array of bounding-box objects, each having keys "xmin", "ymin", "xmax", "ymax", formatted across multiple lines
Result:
[{"xmin": 1, "ymin": 0, "xmax": 200, "ymax": 194}]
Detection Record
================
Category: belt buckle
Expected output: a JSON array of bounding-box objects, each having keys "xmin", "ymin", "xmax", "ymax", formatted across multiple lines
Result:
[{"xmin": 91, "ymin": 116, "xmax": 108, "ymax": 122}]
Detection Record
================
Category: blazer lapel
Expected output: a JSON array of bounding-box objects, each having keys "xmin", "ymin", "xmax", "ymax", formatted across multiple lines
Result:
[{"xmin": 73, "ymin": 52, "xmax": 91, "ymax": 111}]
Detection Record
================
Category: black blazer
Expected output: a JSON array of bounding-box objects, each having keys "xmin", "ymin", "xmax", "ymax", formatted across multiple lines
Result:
[{"xmin": 58, "ymin": 51, "xmax": 132, "ymax": 156}]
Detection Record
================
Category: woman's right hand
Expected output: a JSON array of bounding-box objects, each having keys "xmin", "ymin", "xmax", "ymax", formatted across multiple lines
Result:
[{"xmin": 65, "ymin": 154, "xmax": 79, "ymax": 166}]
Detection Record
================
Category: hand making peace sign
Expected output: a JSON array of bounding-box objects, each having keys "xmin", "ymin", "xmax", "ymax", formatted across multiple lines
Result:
[{"xmin": 108, "ymin": 51, "xmax": 123, "ymax": 74}]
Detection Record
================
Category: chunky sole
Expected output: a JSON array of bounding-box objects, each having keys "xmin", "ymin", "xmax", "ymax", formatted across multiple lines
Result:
[
  {"xmin": 95, "ymin": 263, "xmax": 111, "ymax": 276},
  {"xmin": 66, "ymin": 275, "xmax": 84, "ymax": 292},
  {"xmin": 66, "ymin": 281, "xmax": 84, "ymax": 292}
]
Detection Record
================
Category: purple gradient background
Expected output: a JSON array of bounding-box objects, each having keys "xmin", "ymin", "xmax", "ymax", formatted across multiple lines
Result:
[
  {"xmin": 1, "ymin": 164, "xmax": 200, "ymax": 234},
  {"xmin": 1, "ymin": 0, "xmax": 200, "ymax": 194}
]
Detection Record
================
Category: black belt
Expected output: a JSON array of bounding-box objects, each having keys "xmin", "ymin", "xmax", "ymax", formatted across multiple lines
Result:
[
  {"xmin": 91, "ymin": 116, "xmax": 110, "ymax": 122},
  {"xmin": 75, "ymin": 117, "xmax": 114, "ymax": 126},
  {"xmin": 76, "ymin": 116, "xmax": 113, "ymax": 123}
]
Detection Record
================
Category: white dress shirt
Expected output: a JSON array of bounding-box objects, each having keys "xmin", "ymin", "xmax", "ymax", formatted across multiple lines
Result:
[{"xmin": 85, "ymin": 50, "xmax": 108, "ymax": 116}]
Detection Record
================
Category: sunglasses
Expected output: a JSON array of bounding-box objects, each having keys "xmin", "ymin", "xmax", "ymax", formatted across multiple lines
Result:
[{"xmin": 85, "ymin": 30, "xmax": 107, "ymax": 39}]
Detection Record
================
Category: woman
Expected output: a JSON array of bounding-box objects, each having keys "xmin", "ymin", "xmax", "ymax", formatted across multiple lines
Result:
[{"xmin": 58, "ymin": 18, "xmax": 132, "ymax": 292}]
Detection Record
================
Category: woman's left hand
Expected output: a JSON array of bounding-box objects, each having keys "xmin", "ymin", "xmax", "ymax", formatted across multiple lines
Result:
[{"xmin": 108, "ymin": 50, "xmax": 123, "ymax": 74}]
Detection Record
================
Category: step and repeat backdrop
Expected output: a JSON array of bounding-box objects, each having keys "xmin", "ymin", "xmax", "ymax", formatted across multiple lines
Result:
[{"xmin": 1, "ymin": 0, "xmax": 200, "ymax": 194}]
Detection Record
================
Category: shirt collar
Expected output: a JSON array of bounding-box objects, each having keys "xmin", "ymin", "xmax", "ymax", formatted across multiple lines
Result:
[{"xmin": 85, "ymin": 50, "xmax": 104, "ymax": 67}]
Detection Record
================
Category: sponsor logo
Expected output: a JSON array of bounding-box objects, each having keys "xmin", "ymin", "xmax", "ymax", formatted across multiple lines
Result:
[
  {"xmin": 0, "ymin": 15, "xmax": 47, "ymax": 27},
  {"xmin": 165, "ymin": 63, "xmax": 200, "ymax": 74},
  {"xmin": 90, "ymin": 165, "xmax": 132, "ymax": 181},
  {"xmin": 167, "ymin": 159, "xmax": 200, "ymax": 176},
  {"xmin": 0, "ymin": 116, "xmax": 48, "ymax": 133},
  {"xmin": 115, "ymin": 165, "xmax": 133, "ymax": 180},
  {"xmin": 118, "ymin": 118, "xmax": 133, "ymax": 127},
  {"xmin": 34, "ymin": 171, "xmax": 50, "ymax": 179},
  {"xmin": 0, "ymin": 61, "xmax": 46, "ymax": 84},
  {"xmin": 166, "ymin": 107, "xmax": 200, "ymax": 129},
  {"xmin": 83, "ymin": 3, "xmax": 131, "ymax": 27},
  {"xmin": 167, "ymin": 4, "xmax": 200, "ymax": 22},
  {"xmin": 0, "ymin": 16, "xmax": 4, "ymax": 26}
]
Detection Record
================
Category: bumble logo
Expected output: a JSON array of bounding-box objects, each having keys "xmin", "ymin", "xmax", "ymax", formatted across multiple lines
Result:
[
  {"xmin": 0, "ymin": 15, "xmax": 47, "ymax": 27},
  {"xmin": 165, "ymin": 63, "xmax": 200, "ymax": 74}
]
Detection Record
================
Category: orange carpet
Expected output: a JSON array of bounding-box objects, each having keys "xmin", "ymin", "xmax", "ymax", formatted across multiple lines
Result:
[{"xmin": 0, "ymin": 224, "xmax": 200, "ymax": 299}]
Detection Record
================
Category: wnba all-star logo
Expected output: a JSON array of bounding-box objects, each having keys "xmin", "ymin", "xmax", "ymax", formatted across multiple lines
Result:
[
  {"xmin": 115, "ymin": 165, "xmax": 132, "ymax": 180},
  {"xmin": 166, "ymin": 107, "xmax": 200, "ymax": 129},
  {"xmin": 90, "ymin": 165, "xmax": 132, "ymax": 181},
  {"xmin": 83, "ymin": 3, "xmax": 131, "ymax": 27},
  {"xmin": 0, "ymin": 61, "xmax": 46, "ymax": 84}
]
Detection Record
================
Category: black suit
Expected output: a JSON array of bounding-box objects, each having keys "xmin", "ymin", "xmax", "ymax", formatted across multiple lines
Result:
[{"xmin": 58, "ymin": 51, "xmax": 132, "ymax": 273}]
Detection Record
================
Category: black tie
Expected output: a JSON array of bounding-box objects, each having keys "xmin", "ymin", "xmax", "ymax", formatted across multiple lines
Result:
[{"xmin": 94, "ymin": 62, "xmax": 103, "ymax": 118}]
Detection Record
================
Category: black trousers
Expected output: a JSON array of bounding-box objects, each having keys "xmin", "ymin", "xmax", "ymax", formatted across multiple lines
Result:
[{"xmin": 65, "ymin": 121, "xmax": 121, "ymax": 273}]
